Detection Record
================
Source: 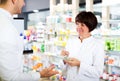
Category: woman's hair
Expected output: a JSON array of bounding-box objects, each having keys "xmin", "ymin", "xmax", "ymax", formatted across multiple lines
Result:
[
  {"xmin": 0, "ymin": 0, "xmax": 8, "ymax": 4},
  {"xmin": 75, "ymin": 11, "xmax": 98, "ymax": 32}
]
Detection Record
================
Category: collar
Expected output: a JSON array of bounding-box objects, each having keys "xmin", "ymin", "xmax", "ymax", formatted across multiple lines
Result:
[{"xmin": 78, "ymin": 35, "xmax": 93, "ymax": 43}]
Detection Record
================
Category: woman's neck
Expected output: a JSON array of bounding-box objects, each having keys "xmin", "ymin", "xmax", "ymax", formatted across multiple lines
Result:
[{"xmin": 79, "ymin": 33, "xmax": 91, "ymax": 42}]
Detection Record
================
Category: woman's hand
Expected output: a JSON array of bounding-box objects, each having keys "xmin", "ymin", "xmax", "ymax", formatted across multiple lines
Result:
[
  {"xmin": 61, "ymin": 49, "xmax": 69, "ymax": 56},
  {"xmin": 66, "ymin": 58, "xmax": 80, "ymax": 67},
  {"xmin": 61, "ymin": 50, "xmax": 69, "ymax": 64}
]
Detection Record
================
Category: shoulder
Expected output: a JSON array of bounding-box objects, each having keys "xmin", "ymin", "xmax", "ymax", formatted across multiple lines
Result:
[
  {"xmin": 0, "ymin": 15, "xmax": 17, "ymax": 40},
  {"xmin": 0, "ymin": 15, "xmax": 12, "ymax": 29},
  {"xmin": 92, "ymin": 36, "xmax": 103, "ymax": 43},
  {"xmin": 92, "ymin": 36, "xmax": 104, "ymax": 48}
]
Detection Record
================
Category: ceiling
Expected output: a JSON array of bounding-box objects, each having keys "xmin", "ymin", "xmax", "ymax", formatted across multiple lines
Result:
[
  {"xmin": 22, "ymin": 0, "xmax": 120, "ymax": 17},
  {"xmin": 55, "ymin": 0, "xmax": 101, "ymax": 6},
  {"xmin": 79, "ymin": 0, "xmax": 101, "ymax": 6},
  {"xmin": 78, "ymin": 0, "xmax": 120, "ymax": 17}
]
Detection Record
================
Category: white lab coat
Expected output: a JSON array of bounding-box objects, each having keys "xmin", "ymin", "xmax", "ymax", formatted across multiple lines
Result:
[
  {"xmin": 62, "ymin": 36, "xmax": 105, "ymax": 81},
  {"xmin": 0, "ymin": 8, "xmax": 40, "ymax": 81}
]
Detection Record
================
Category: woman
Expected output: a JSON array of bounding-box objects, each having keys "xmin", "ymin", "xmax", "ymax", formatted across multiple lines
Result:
[{"xmin": 61, "ymin": 11, "xmax": 105, "ymax": 81}]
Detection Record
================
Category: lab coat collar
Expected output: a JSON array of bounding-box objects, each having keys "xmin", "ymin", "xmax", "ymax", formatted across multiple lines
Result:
[{"xmin": 78, "ymin": 36, "xmax": 93, "ymax": 43}]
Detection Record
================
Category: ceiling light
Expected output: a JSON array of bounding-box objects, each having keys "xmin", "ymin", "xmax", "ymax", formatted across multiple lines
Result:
[{"xmin": 33, "ymin": 10, "xmax": 39, "ymax": 13}]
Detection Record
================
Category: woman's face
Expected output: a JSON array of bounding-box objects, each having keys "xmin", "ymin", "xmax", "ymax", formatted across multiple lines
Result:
[{"xmin": 76, "ymin": 22, "xmax": 89, "ymax": 36}]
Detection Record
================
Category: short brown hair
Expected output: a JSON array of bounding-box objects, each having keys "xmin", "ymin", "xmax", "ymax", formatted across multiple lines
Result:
[
  {"xmin": 75, "ymin": 11, "xmax": 98, "ymax": 32},
  {"xmin": 0, "ymin": 0, "xmax": 8, "ymax": 4}
]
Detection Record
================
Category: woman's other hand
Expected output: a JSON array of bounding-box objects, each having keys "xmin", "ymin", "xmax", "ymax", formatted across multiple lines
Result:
[
  {"xmin": 66, "ymin": 58, "xmax": 80, "ymax": 67},
  {"xmin": 61, "ymin": 49, "xmax": 69, "ymax": 56},
  {"xmin": 61, "ymin": 50, "xmax": 69, "ymax": 64}
]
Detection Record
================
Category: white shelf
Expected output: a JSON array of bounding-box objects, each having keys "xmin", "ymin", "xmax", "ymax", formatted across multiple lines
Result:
[{"xmin": 106, "ymin": 51, "xmax": 120, "ymax": 56}]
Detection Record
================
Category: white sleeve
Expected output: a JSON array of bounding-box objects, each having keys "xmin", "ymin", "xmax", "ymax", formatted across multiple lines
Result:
[
  {"xmin": 0, "ymin": 42, "xmax": 40, "ymax": 81},
  {"xmin": 14, "ymin": 72, "xmax": 40, "ymax": 81},
  {"xmin": 0, "ymin": 32, "xmax": 40, "ymax": 81},
  {"xmin": 0, "ymin": 14, "xmax": 41, "ymax": 81},
  {"xmin": 78, "ymin": 42, "xmax": 105, "ymax": 78}
]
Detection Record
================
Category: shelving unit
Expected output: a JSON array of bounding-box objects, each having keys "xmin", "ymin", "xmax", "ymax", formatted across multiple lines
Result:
[
  {"xmin": 22, "ymin": 0, "xmax": 120, "ymax": 81},
  {"xmin": 45, "ymin": 0, "xmax": 80, "ymax": 54},
  {"xmin": 100, "ymin": 5, "xmax": 120, "ymax": 80}
]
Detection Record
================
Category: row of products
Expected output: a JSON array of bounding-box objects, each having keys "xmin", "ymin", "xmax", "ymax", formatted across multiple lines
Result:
[
  {"xmin": 100, "ymin": 71, "xmax": 120, "ymax": 81},
  {"xmin": 46, "ymin": 15, "xmax": 72, "ymax": 24},
  {"xmin": 104, "ymin": 55, "xmax": 120, "ymax": 67},
  {"xmin": 20, "ymin": 23, "xmax": 46, "ymax": 52},
  {"xmin": 104, "ymin": 38, "xmax": 120, "ymax": 51},
  {"xmin": 25, "ymin": 22, "xmax": 77, "ymax": 53},
  {"xmin": 23, "ymin": 52, "xmax": 67, "ymax": 81}
]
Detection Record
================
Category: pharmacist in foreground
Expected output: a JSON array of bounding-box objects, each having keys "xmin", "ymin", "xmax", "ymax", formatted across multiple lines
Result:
[
  {"xmin": 61, "ymin": 11, "xmax": 105, "ymax": 81},
  {"xmin": 0, "ymin": 0, "xmax": 58, "ymax": 81}
]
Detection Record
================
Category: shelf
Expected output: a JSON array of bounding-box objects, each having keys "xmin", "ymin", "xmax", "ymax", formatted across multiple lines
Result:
[
  {"xmin": 43, "ymin": 52, "xmax": 65, "ymax": 60},
  {"xmin": 102, "ymin": 35, "xmax": 120, "ymax": 37},
  {"xmin": 102, "ymin": 20, "xmax": 120, "ymax": 22},
  {"xmin": 105, "ymin": 64, "xmax": 120, "ymax": 68},
  {"xmin": 105, "ymin": 51, "xmax": 120, "ymax": 56},
  {"xmin": 23, "ymin": 50, "xmax": 33, "ymax": 54},
  {"xmin": 54, "ymin": 41, "xmax": 66, "ymax": 47}
]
